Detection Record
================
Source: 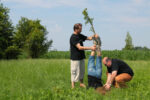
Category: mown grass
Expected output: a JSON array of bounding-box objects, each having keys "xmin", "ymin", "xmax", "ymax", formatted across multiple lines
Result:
[{"xmin": 0, "ymin": 59, "xmax": 150, "ymax": 100}]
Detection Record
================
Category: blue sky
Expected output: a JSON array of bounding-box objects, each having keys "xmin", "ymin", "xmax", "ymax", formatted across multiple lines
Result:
[{"xmin": 2, "ymin": 0, "xmax": 150, "ymax": 51}]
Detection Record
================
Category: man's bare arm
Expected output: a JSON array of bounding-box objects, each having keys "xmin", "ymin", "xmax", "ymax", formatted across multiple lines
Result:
[
  {"xmin": 106, "ymin": 73, "xmax": 112, "ymax": 85},
  {"xmin": 86, "ymin": 35, "xmax": 96, "ymax": 40},
  {"xmin": 87, "ymin": 36, "xmax": 93, "ymax": 40},
  {"xmin": 104, "ymin": 71, "xmax": 117, "ymax": 90},
  {"xmin": 108, "ymin": 71, "xmax": 117, "ymax": 85},
  {"xmin": 76, "ymin": 43, "xmax": 96, "ymax": 50}
]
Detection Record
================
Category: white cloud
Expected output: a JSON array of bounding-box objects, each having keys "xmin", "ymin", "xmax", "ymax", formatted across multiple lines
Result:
[
  {"xmin": 3, "ymin": 0, "xmax": 90, "ymax": 8},
  {"xmin": 93, "ymin": 0, "xmax": 150, "ymax": 26},
  {"xmin": 120, "ymin": 16, "xmax": 150, "ymax": 25},
  {"xmin": 132, "ymin": 0, "xmax": 150, "ymax": 6},
  {"xmin": 132, "ymin": 0, "xmax": 144, "ymax": 4},
  {"xmin": 4, "ymin": 0, "xmax": 60, "ymax": 8}
]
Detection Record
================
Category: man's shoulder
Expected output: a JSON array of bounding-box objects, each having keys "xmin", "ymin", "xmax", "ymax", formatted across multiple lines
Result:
[
  {"xmin": 79, "ymin": 33, "xmax": 87, "ymax": 37},
  {"xmin": 70, "ymin": 33, "xmax": 74, "ymax": 37},
  {"xmin": 111, "ymin": 59, "xmax": 119, "ymax": 67},
  {"xmin": 70, "ymin": 34, "xmax": 79, "ymax": 45},
  {"xmin": 70, "ymin": 34, "xmax": 76, "ymax": 40},
  {"xmin": 70, "ymin": 34, "xmax": 78, "ymax": 38},
  {"xmin": 112, "ymin": 59, "xmax": 127, "ymax": 67},
  {"xmin": 112, "ymin": 59, "xmax": 121, "ymax": 63},
  {"xmin": 112, "ymin": 59, "xmax": 117, "ymax": 63}
]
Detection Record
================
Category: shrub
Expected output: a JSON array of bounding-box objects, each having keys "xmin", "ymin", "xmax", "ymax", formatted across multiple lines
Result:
[{"xmin": 5, "ymin": 45, "xmax": 21, "ymax": 59}]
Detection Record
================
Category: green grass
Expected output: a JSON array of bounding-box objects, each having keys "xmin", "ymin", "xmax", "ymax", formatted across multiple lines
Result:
[{"xmin": 0, "ymin": 59, "xmax": 150, "ymax": 100}]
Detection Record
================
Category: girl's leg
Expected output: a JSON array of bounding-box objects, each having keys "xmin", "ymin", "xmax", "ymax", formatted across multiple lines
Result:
[
  {"xmin": 95, "ymin": 50, "xmax": 102, "ymax": 79},
  {"xmin": 88, "ymin": 51, "xmax": 96, "ymax": 77},
  {"xmin": 88, "ymin": 51, "xmax": 96, "ymax": 88},
  {"xmin": 91, "ymin": 50, "xmax": 95, "ymax": 56}
]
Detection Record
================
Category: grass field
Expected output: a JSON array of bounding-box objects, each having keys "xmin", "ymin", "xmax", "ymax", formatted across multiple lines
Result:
[{"xmin": 0, "ymin": 59, "xmax": 150, "ymax": 100}]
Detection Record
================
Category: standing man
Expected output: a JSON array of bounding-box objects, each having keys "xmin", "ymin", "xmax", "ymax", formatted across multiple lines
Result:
[
  {"xmin": 102, "ymin": 57, "xmax": 134, "ymax": 90},
  {"xmin": 70, "ymin": 23, "xmax": 96, "ymax": 88}
]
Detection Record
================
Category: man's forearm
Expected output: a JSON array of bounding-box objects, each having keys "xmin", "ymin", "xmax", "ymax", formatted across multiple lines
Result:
[
  {"xmin": 107, "ymin": 73, "xmax": 117, "ymax": 85},
  {"xmin": 78, "ymin": 46, "xmax": 92, "ymax": 50},
  {"xmin": 106, "ymin": 74, "xmax": 111, "ymax": 84},
  {"xmin": 76, "ymin": 43, "xmax": 95, "ymax": 51},
  {"xmin": 87, "ymin": 35, "xmax": 94, "ymax": 40},
  {"xmin": 108, "ymin": 75, "xmax": 115, "ymax": 85}
]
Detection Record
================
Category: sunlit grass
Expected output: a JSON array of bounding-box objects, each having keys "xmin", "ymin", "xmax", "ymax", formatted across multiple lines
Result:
[{"xmin": 0, "ymin": 59, "xmax": 150, "ymax": 100}]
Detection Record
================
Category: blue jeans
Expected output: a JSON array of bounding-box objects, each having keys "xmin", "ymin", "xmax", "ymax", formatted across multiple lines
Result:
[{"xmin": 88, "ymin": 56, "xmax": 102, "ymax": 79}]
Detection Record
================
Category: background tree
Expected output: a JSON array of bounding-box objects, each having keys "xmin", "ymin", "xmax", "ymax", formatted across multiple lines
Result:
[
  {"xmin": 0, "ymin": 3, "xmax": 15, "ymax": 59},
  {"xmin": 14, "ymin": 17, "xmax": 53, "ymax": 58},
  {"xmin": 123, "ymin": 32, "xmax": 134, "ymax": 50},
  {"xmin": 134, "ymin": 46, "xmax": 150, "ymax": 51}
]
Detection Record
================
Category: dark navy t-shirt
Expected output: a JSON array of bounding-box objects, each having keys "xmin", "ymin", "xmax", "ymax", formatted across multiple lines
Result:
[
  {"xmin": 70, "ymin": 33, "xmax": 87, "ymax": 60},
  {"xmin": 107, "ymin": 59, "xmax": 134, "ymax": 76}
]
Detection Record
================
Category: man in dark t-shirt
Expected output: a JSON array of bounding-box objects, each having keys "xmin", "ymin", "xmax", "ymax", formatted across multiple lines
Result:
[
  {"xmin": 70, "ymin": 33, "xmax": 87, "ymax": 60},
  {"xmin": 102, "ymin": 57, "xmax": 134, "ymax": 90},
  {"xmin": 70, "ymin": 23, "xmax": 96, "ymax": 88}
]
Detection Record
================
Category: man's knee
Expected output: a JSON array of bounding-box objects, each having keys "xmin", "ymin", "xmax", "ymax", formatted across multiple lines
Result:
[
  {"xmin": 115, "ymin": 73, "xmax": 132, "ymax": 83},
  {"xmin": 115, "ymin": 76, "xmax": 123, "ymax": 83}
]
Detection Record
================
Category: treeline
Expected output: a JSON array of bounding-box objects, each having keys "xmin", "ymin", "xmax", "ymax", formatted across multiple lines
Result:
[
  {"xmin": 41, "ymin": 50, "xmax": 150, "ymax": 60},
  {"xmin": 0, "ymin": 3, "xmax": 52, "ymax": 59}
]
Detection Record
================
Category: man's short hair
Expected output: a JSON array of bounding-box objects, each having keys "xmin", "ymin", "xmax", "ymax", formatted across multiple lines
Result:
[{"xmin": 73, "ymin": 23, "xmax": 82, "ymax": 31}]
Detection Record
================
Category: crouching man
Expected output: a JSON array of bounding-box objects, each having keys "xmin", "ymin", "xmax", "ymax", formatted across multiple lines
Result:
[{"xmin": 102, "ymin": 57, "xmax": 134, "ymax": 90}]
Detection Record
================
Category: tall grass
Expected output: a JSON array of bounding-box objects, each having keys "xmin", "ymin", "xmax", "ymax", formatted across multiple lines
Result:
[
  {"xmin": 0, "ymin": 59, "xmax": 150, "ymax": 100},
  {"xmin": 41, "ymin": 50, "xmax": 150, "ymax": 60}
]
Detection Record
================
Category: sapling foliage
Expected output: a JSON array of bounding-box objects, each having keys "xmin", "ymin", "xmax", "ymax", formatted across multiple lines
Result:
[{"xmin": 82, "ymin": 8, "xmax": 96, "ymax": 35}]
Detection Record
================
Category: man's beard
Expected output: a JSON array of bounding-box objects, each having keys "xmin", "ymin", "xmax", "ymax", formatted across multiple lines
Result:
[{"xmin": 78, "ymin": 31, "xmax": 81, "ymax": 34}]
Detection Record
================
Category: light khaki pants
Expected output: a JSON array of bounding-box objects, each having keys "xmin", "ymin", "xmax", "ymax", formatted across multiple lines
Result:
[{"xmin": 71, "ymin": 59, "xmax": 85, "ymax": 82}]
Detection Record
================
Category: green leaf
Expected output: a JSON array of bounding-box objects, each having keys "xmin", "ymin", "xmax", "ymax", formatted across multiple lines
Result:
[{"xmin": 82, "ymin": 8, "xmax": 96, "ymax": 34}]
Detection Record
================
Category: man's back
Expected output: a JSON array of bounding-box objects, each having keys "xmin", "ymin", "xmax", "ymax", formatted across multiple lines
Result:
[{"xmin": 107, "ymin": 59, "xmax": 134, "ymax": 76}]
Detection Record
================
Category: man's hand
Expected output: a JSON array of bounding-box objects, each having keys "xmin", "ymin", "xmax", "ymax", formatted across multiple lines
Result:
[
  {"xmin": 94, "ymin": 34, "xmax": 99, "ymax": 38},
  {"xmin": 87, "ymin": 34, "xmax": 99, "ymax": 40},
  {"xmin": 104, "ymin": 83, "xmax": 111, "ymax": 90},
  {"xmin": 91, "ymin": 45, "xmax": 96, "ymax": 51}
]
